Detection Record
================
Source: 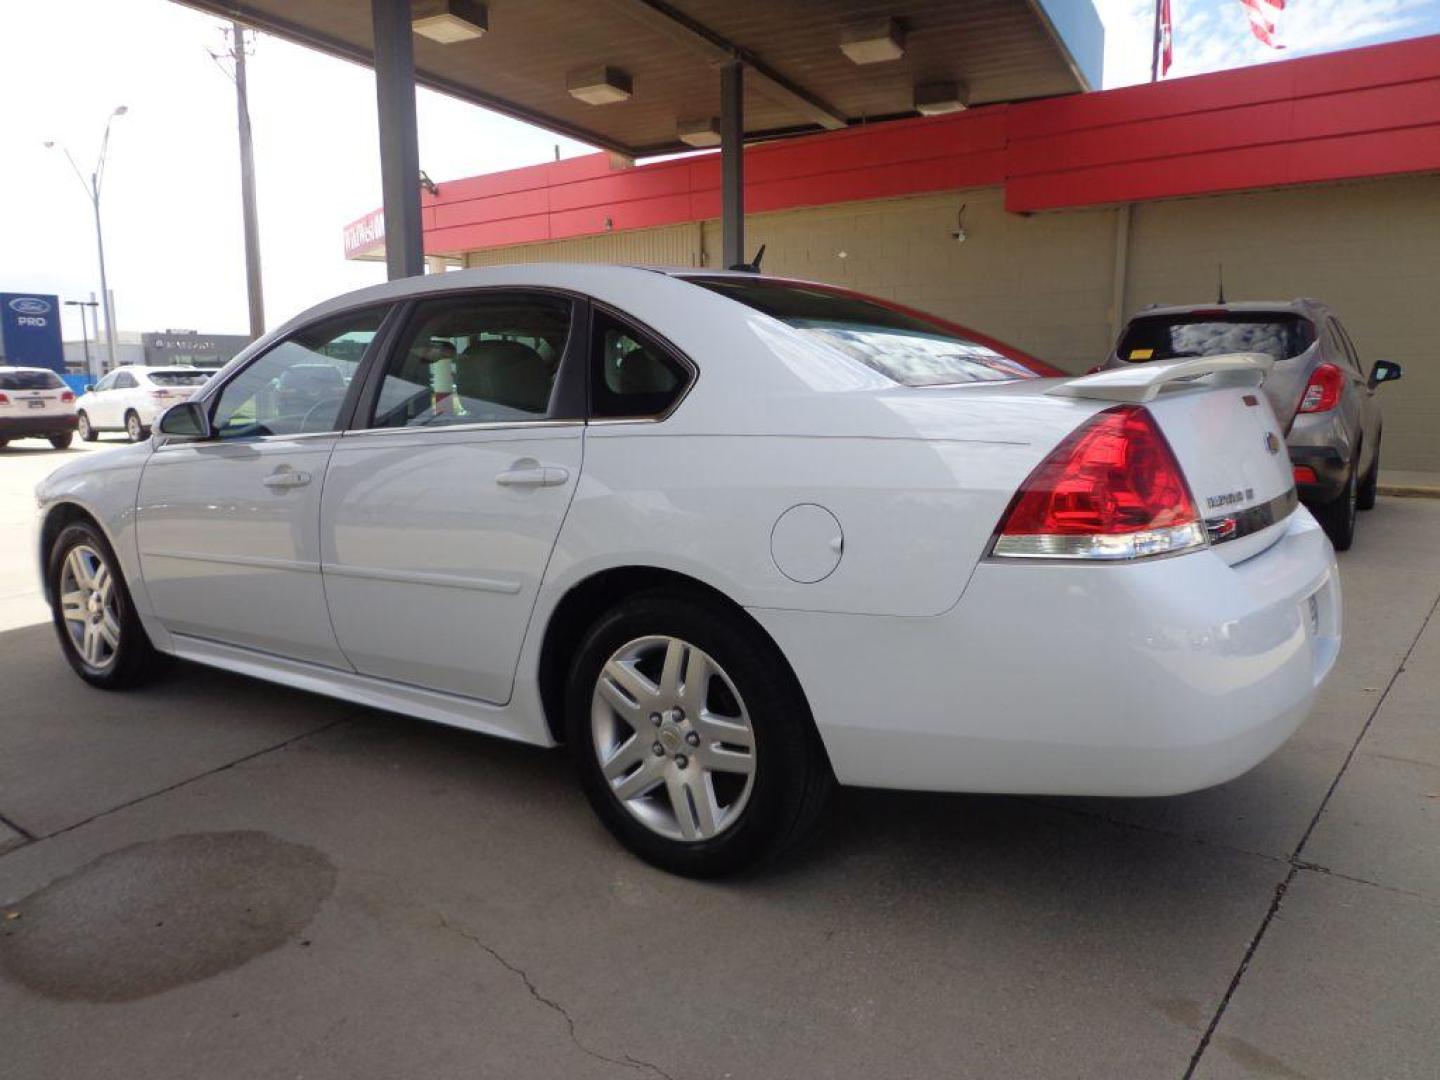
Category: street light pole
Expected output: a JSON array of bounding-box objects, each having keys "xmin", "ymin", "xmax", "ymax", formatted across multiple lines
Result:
[
  {"xmin": 63, "ymin": 299, "xmax": 98, "ymax": 377},
  {"xmin": 46, "ymin": 106, "xmax": 127, "ymax": 375},
  {"xmin": 230, "ymin": 23, "xmax": 265, "ymax": 337}
]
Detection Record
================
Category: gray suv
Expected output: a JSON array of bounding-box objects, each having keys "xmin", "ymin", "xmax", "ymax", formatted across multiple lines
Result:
[{"xmin": 1108, "ymin": 300, "xmax": 1401, "ymax": 550}]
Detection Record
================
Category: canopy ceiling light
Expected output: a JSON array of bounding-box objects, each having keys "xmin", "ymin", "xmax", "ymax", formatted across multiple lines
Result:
[
  {"xmin": 412, "ymin": 0, "xmax": 487, "ymax": 44},
  {"xmin": 677, "ymin": 117, "xmax": 722, "ymax": 148},
  {"xmin": 914, "ymin": 80, "xmax": 969, "ymax": 115},
  {"xmin": 567, "ymin": 66, "xmax": 633, "ymax": 105},
  {"xmin": 840, "ymin": 18, "xmax": 905, "ymax": 64}
]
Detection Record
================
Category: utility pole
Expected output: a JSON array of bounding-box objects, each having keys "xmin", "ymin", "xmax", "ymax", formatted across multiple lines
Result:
[{"xmin": 212, "ymin": 24, "xmax": 265, "ymax": 337}]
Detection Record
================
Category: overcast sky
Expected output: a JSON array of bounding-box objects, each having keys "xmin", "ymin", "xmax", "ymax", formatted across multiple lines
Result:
[{"xmin": 2, "ymin": 0, "xmax": 1438, "ymax": 343}]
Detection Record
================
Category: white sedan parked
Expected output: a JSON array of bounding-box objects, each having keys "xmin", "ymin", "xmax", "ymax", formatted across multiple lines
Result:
[
  {"xmin": 75, "ymin": 365, "xmax": 213, "ymax": 443},
  {"xmin": 35, "ymin": 266, "xmax": 1341, "ymax": 875}
]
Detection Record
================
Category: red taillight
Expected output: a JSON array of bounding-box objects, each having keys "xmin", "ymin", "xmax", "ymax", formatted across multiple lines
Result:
[
  {"xmin": 993, "ymin": 404, "xmax": 1205, "ymax": 560},
  {"xmin": 60, "ymin": 390, "xmax": 75, "ymax": 402},
  {"xmin": 1298, "ymin": 363, "xmax": 1344, "ymax": 413},
  {"xmin": 150, "ymin": 390, "xmax": 170, "ymax": 399},
  {"xmin": 1293, "ymin": 465, "xmax": 1318, "ymax": 485},
  {"xmin": 0, "ymin": 392, "xmax": 9, "ymax": 404}
]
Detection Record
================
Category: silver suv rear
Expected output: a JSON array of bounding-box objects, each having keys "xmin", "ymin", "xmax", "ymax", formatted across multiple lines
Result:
[{"xmin": 1107, "ymin": 300, "xmax": 1401, "ymax": 550}]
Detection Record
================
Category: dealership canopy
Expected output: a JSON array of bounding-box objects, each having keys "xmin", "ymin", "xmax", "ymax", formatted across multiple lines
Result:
[{"xmin": 174, "ymin": 0, "xmax": 1102, "ymax": 277}]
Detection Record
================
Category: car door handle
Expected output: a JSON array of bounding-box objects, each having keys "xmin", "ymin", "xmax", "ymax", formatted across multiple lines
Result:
[
  {"xmin": 262, "ymin": 469, "xmax": 312, "ymax": 489},
  {"xmin": 495, "ymin": 465, "xmax": 569, "ymax": 487}
]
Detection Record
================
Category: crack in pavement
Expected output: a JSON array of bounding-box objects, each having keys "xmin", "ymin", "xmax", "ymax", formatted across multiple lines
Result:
[
  {"xmin": 1181, "ymin": 588, "xmax": 1440, "ymax": 1080},
  {"xmin": 435, "ymin": 911, "xmax": 677, "ymax": 1080},
  {"xmin": 0, "ymin": 718, "xmax": 348, "ymax": 862}
]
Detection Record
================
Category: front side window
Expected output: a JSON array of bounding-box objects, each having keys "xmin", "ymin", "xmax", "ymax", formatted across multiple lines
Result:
[
  {"xmin": 1119, "ymin": 312, "xmax": 1315, "ymax": 365},
  {"xmin": 211, "ymin": 307, "xmax": 386, "ymax": 439},
  {"xmin": 591, "ymin": 310, "xmax": 689, "ymax": 418},
  {"xmin": 369, "ymin": 293, "xmax": 572, "ymax": 428},
  {"xmin": 687, "ymin": 276, "xmax": 1058, "ymax": 386}
]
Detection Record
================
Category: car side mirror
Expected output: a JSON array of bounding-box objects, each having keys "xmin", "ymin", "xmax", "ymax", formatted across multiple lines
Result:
[
  {"xmin": 157, "ymin": 401, "xmax": 213, "ymax": 440},
  {"xmin": 83, "ymin": 384, "xmax": 94, "ymax": 393},
  {"xmin": 1369, "ymin": 359, "xmax": 1402, "ymax": 388}
]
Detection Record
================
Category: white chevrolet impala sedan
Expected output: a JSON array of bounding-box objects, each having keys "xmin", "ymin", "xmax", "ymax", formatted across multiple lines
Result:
[{"xmin": 36, "ymin": 266, "xmax": 1341, "ymax": 875}]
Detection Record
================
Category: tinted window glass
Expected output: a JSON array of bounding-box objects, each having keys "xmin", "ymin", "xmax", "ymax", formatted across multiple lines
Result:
[
  {"xmin": 148, "ymin": 370, "xmax": 211, "ymax": 387},
  {"xmin": 211, "ymin": 307, "xmax": 385, "ymax": 439},
  {"xmin": 1119, "ymin": 313, "xmax": 1314, "ymax": 364},
  {"xmin": 92, "ymin": 372, "xmax": 117, "ymax": 392},
  {"xmin": 0, "ymin": 369, "xmax": 64, "ymax": 390},
  {"xmin": 591, "ymin": 310, "xmax": 689, "ymax": 418},
  {"xmin": 113, "ymin": 371, "xmax": 137, "ymax": 389},
  {"xmin": 370, "ymin": 294, "xmax": 571, "ymax": 428},
  {"xmin": 687, "ymin": 276, "xmax": 1057, "ymax": 386}
]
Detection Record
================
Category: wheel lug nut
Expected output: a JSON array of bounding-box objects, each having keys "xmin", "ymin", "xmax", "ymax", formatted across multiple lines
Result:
[
  {"xmin": 652, "ymin": 743, "xmax": 664, "ymax": 756},
  {"xmin": 674, "ymin": 754, "xmax": 688, "ymax": 768},
  {"xmin": 649, "ymin": 712, "xmax": 662, "ymax": 726},
  {"xmin": 685, "ymin": 732, "xmax": 700, "ymax": 747},
  {"xmin": 671, "ymin": 708, "xmax": 685, "ymax": 721}
]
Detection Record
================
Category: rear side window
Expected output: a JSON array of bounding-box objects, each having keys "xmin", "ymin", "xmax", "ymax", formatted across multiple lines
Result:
[
  {"xmin": 114, "ymin": 371, "xmax": 138, "ymax": 389},
  {"xmin": 0, "ymin": 369, "xmax": 64, "ymax": 390},
  {"xmin": 1119, "ymin": 313, "xmax": 1314, "ymax": 364},
  {"xmin": 369, "ymin": 293, "xmax": 573, "ymax": 428},
  {"xmin": 686, "ymin": 276, "xmax": 1057, "ymax": 386},
  {"xmin": 590, "ymin": 310, "xmax": 690, "ymax": 418},
  {"xmin": 148, "ymin": 370, "xmax": 211, "ymax": 387}
]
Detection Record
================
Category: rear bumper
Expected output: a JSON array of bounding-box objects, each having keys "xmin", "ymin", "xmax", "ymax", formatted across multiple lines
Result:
[
  {"xmin": 752, "ymin": 509, "xmax": 1341, "ymax": 796},
  {"xmin": 1288, "ymin": 412, "xmax": 1353, "ymax": 503},
  {"xmin": 0, "ymin": 414, "xmax": 78, "ymax": 438}
]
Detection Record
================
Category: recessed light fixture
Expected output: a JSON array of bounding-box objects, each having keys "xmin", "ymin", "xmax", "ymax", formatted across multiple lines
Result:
[
  {"xmin": 677, "ymin": 117, "xmax": 722, "ymax": 148},
  {"xmin": 412, "ymin": 0, "xmax": 487, "ymax": 44},
  {"xmin": 914, "ymin": 81, "xmax": 969, "ymax": 116},
  {"xmin": 840, "ymin": 18, "xmax": 905, "ymax": 64},
  {"xmin": 567, "ymin": 66, "xmax": 633, "ymax": 105}
]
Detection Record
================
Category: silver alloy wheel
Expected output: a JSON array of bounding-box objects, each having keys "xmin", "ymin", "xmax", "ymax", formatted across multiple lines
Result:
[
  {"xmin": 591, "ymin": 635, "xmax": 756, "ymax": 842},
  {"xmin": 58, "ymin": 544, "xmax": 121, "ymax": 671},
  {"xmin": 126, "ymin": 412, "xmax": 143, "ymax": 442},
  {"xmin": 77, "ymin": 412, "xmax": 92, "ymax": 440}
]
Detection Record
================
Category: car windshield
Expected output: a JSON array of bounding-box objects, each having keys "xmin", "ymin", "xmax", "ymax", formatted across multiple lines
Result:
[
  {"xmin": 686, "ymin": 276, "xmax": 1059, "ymax": 386},
  {"xmin": 0, "ymin": 369, "xmax": 65, "ymax": 390},
  {"xmin": 148, "ymin": 370, "xmax": 211, "ymax": 387},
  {"xmin": 1118, "ymin": 312, "xmax": 1314, "ymax": 364}
]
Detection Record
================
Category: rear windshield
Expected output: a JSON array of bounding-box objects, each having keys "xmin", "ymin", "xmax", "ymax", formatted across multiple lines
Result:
[
  {"xmin": 687, "ymin": 276, "xmax": 1059, "ymax": 386},
  {"xmin": 147, "ymin": 370, "xmax": 211, "ymax": 387},
  {"xmin": 0, "ymin": 369, "xmax": 65, "ymax": 390},
  {"xmin": 1118, "ymin": 312, "xmax": 1314, "ymax": 364}
]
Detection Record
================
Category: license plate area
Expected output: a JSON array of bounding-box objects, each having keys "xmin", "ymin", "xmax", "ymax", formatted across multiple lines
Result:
[{"xmin": 27, "ymin": 398, "xmax": 45, "ymax": 409}]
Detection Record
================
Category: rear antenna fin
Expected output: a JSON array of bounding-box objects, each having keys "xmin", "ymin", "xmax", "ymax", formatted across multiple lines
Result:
[
  {"xmin": 1216, "ymin": 263, "xmax": 1226, "ymax": 305},
  {"xmin": 729, "ymin": 243, "xmax": 766, "ymax": 273}
]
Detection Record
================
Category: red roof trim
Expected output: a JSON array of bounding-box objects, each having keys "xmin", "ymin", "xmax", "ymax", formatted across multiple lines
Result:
[{"xmin": 351, "ymin": 35, "xmax": 1440, "ymax": 258}]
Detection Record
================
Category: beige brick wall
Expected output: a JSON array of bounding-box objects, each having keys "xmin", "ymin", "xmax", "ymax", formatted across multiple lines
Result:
[
  {"xmin": 1125, "ymin": 176, "xmax": 1440, "ymax": 472},
  {"xmin": 459, "ymin": 174, "xmax": 1440, "ymax": 470}
]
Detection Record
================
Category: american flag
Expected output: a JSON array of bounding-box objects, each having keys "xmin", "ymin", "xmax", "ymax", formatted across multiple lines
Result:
[{"xmin": 1238, "ymin": 0, "xmax": 1286, "ymax": 49}]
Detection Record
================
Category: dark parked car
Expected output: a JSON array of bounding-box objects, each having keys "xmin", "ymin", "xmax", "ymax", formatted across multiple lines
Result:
[{"xmin": 1107, "ymin": 300, "xmax": 1401, "ymax": 549}]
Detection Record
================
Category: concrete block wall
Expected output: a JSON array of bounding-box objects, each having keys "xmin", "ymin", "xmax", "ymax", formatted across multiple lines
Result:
[{"xmin": 460, "ymin": 173, "xmax": 1439, "ymax": 470}]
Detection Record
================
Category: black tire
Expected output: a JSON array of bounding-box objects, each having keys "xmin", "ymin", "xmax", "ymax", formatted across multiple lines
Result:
[
  {"xmin": 49, "ymin": 433, "xmax": 74, "ymax": 450},
  {"xmin": 1316, "ymin": 460, "xmax": 1358, "ymax": 552},
  {"xmin": 125, "ymin": 410, "xmax": 147, "ymax": 443},
  {"xmin": 1357, "ymin": 435, "xmax": 1380, "ymax": 511},
  {"xmin": 565, "ymin": 588, "xmax": 833, "ymax": 877},
  {"xmin": 48, "ymin": 521, "xmax": 170, "ymax": 689},
  {"xmin": 77, "ymin": 411, "xmax": 97, "ymax": 442}
]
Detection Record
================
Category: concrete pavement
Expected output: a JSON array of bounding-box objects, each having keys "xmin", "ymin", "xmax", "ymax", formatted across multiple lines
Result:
[{"xmin": 1, "ymin": 456, "xmax": 1437, "ymax": 1077}]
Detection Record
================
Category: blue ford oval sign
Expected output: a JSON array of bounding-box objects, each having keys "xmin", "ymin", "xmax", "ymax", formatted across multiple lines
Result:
[{"xmin": 8, "ymin": 297, "xmax": 51, "ymax": 316}]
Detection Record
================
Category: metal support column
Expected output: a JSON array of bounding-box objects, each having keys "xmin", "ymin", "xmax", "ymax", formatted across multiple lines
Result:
[
  {"xmin": 720, "ymin": 60, "xmax": 745, "ymax": 270},
  {"xmin": 371, "ymin": 0, "xmax": 424, "ymax": 279}
]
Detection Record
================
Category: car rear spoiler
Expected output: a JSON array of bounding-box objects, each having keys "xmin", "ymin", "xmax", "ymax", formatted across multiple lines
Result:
[{"xmin": 1048, "ymin": 352, "xmax": 1274, "ymax": 404}]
